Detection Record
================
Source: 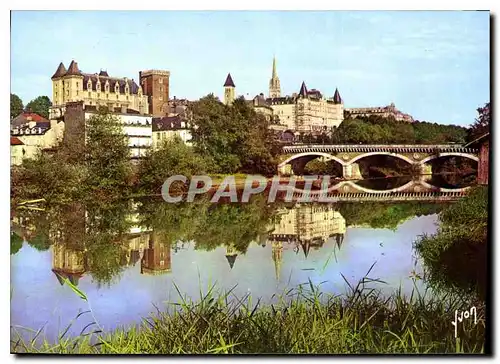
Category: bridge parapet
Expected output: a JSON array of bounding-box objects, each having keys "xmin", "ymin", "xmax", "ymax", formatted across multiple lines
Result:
[{"xmin": 282, "ymin": 144, "xmax": 478, "ymax": 154}]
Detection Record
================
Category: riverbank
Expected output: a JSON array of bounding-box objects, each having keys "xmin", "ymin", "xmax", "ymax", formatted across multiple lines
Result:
[{"xmin": 12, "ymin": 280, "xmax": 485, "ymax": 354}]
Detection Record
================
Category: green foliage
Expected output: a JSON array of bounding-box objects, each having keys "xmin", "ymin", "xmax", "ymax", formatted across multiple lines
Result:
[
  {"xmin": 190, "ymin": 95, "xmax": 279, "ymax": 176},
  {"xmin": 468, "ymin": 102, "xmax": 490, "ymax": 142},
  {"xmin": 137, "ymin": 136, "xmax": 209, "ymax": 194},
  {"xmin": 84, "ymin": 110, "xmax": 133, "ymax": 200},
  {"xmin": 12, "ymin": 153, "xmax": 85, "ymax": 204},
  {"xmin": 331, "ymin": 115, "xmax": 467, "ymax": 144},
  {"xmin": 11, "ymin": 232, "xmax": 23, "ymax": 255},
  {"xmin": 26, "ymin": 95, "xmax": 52, "ymax": 119},
  {"xmin": 10, "ymin": 93, "xmax": 24, "ymax": 119},
  {"xmin": 414, "ymin": 187, "xmax": 488, "ymax": 299},
  {"xmin": 339, "ymin": 202, "xmax": 445, "ymax": 230}
]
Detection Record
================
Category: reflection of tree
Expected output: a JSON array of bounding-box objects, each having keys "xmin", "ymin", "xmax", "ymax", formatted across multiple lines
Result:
[
  {"xmin": 415, "ymin": 187, "xmax": 488, "ymax": 301},
  {"xmin": 338, "ymin": 202, "xmax": 445, "ymax": 230},
  {"xmin": 11, "ymin": 232, "xmax": 22, "ymax": 255}
]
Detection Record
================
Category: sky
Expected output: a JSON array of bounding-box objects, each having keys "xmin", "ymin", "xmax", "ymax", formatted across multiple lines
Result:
[{"xmin": 10, "ymin": 10, "xmax": 490, "ymax": 126}]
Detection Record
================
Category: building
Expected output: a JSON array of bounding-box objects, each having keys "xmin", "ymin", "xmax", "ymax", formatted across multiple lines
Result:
[
  {"xmin": 63, "ymin": 101, "xmax": 152, "ymax": 160},
  {"xmin": 52, "ymin": 242, "xmax": 87, "ymax": 286},
  {"xmin": 10, "ymin": 137, "xmax": 25, "ymax": 166},
  {"xmin": 344, "ymin": 103, "xmax": 414, "ymax": 122},
  {"xmin": 168, "ymin": 96, "xmax": 189, "ymax": 117},
  {"xmin": 152, "ymin": 115, "xmax": 192, "ymax": 148},
  {"xmin": 269, "ymin": 56, "xmax": 281, "ymax": 98},
  {"xmin": 268, "ymin": 205, "xmax": 346, "ymax": 258},
  {"xmin": 49, "ymin": 60, "xmax": 150, "ymax": 119},
  {"xmin": 248, "ymin": 58, "xmax": 344, "ymax": 136},
  {"xmin": 139, "ymin": 70, "xmax": 171, "ymax": 117},
  {"xmin": 465, "ymin": 132, "xmax": 489, "ymax": 185},
  {"xmin": 141, "ymin": 232, "xmax": 172, "ymax": 275},
  {"xmin": 10, "ymin": 113, "xmax": 65, "ymax": 164},
  {"xmin": 223, "ymin": 73, "xmax": 236, "ymax": 105}
]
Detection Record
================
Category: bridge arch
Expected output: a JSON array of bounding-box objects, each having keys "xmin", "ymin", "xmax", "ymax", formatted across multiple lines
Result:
[
  {"xmin": 290, "ymin": 180, "xmax": 417, "ymax": 195},
  {"xmin": 347, "ymin": 152, "xmax": 415, "ymax": 166},
  {"xmin": 419, "ymin": 180, "xmax": 472, "ymax": 193},
  {"xmin": 278, "ymin": 152, "xmax": 346, "ymax": 168},
  {"xmin": 418, "ymin": 152, "xmax": 479, "ymax": 165},
  {"xmin": 340, "ymin": 180, "xmax": 416, "ymax": 194}
]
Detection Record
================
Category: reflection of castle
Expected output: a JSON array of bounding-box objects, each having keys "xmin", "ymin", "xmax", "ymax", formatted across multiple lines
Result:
[
  {"xmin": 225, "ymin": 244, "xmax": 241, "ymax": 269},
  {"xmin": 141, "ymin": 232, "xmax": 172, "ymax": 275},
  {"xmin": 272, "ymin": 241, "xmax": 283, "ymax": 281},
  {"xmin": 52, "ymin": 243, "xmax": 87, "ymax": 286},
  {"xmin": 268, "ymin": 205, "xmax": 346, "ymax": 258}
]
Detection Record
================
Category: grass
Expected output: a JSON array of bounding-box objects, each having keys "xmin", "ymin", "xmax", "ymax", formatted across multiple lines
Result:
[{"xmin": 11, "ymin": 266, "xmax": 486, "ymax": 354}]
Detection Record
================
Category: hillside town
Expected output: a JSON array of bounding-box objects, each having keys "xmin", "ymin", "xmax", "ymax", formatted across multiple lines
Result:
[{"xmin": 10, "ymin": 57, "xmax": 415, "ymax": 166}]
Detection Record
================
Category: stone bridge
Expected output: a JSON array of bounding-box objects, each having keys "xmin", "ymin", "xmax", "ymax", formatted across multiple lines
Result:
[{"xmin": 278, "ymin": 144, "xmax": 479, "ymax": 179}]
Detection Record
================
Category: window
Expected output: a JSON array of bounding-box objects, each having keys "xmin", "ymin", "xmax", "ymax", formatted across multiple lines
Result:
[
  {"xmin": 76, "ymin": 82, "xmax": 79, "ymax": 88},
  {"xmin": 88, "ymin": 92, "xmax": 91, "ymax": 98},
  {"xmin": 158, "ymin": 78, "xmax": 163, "ymax": 84}
]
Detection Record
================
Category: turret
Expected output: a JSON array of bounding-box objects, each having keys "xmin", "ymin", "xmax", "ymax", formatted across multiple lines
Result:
[{"xmin": 223, "ymin": 73, "xmax": 236, "ymax": 105}]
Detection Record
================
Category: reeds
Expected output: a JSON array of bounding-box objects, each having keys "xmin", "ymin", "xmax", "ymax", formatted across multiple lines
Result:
[{"xmin": 11, "ymin": 268, "xmax": 485, "ymax": 354}]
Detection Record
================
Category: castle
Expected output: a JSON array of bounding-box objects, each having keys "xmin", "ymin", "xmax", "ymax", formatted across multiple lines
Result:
[
  {"xmin": 49, "ymin": 60, "xmax": 170, "ymax": 119},
  {"xmin": 223, "ymin": 57, "xmax": 344, "ymax": 136}
]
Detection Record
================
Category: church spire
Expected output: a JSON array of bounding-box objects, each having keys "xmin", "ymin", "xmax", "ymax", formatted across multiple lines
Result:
[{"xmin": 269, "ymin": 56, "xmax": 281, "ymax": 98}]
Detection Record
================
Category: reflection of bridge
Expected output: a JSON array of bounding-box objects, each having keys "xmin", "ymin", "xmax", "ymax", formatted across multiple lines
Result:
[
  {"xmin": 287, "ymin": 178, "xmax": 471, "ymax": 195},
  {"xmin": 287, "ymin": 190, "xmax": 467, "ymax": 202},
  {"xmin": 279, "ymin": 144, "xmax": 479, "ymax": 178}
]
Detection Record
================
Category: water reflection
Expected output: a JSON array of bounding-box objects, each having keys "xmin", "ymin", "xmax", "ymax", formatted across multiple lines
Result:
[{"xmin": 11, "ymin": 198, "xmax": 446, "ymax": 342}]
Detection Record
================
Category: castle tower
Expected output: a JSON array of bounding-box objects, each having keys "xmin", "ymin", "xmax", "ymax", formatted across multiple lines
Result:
[
  {"xmin": 223, "ymin": 73, "xmax": 236, "ymax": 105},
  {"xmin": 225, "ymin": 244, "xmax": 238, "ymax": 269},
  {"xmin": 140, "ymin": 232, "xmax": 172, "ymax": 275},
  {"xmin": 64, "ymin": 60, "xmax": 84, "ymax": 104},
  {"xmin": 139, "ymin": 69, "xmax": 170, "ymax": 117},
  {"xmin": 272, "ymin": 241, "xmax": 283, "ymax": 281},
  {"xmin": 51, "ymin": 62, "xmax": 67, "ymax": 106},
  {"xmin": 269, "ymin": 56, "xmax": 281, "ymax": 98},
  {"xmin": 333, "ymin": 88, "xmax": 343, "ymax": 104}
]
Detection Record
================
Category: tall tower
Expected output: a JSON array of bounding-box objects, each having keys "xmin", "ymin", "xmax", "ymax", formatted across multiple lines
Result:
[
  {"xmin": 51, "ymin": 62, "xmax": 67, "ymax": 106},
  {"xmin": 63, "ymin": 60, "xmax": 84, "ymax": 104},
  {"xmin": 269, "ymin": 57, "xmax": 281, "ymax": 98},
  {"xmin": 139, "ymin": 70, "xmax": 170, "ymax": 117},
  {"xmin": 223, "ymin": 73, "xmax": 236, "ymax": 105}
]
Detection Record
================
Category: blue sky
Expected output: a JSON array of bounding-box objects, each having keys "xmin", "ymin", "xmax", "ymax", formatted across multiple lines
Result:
[{"xmin": 11, "ymin": 10, "xmax": 489, "ymax": 126}]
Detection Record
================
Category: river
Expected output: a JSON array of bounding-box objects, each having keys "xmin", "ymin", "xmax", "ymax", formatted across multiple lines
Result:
[{"xmin": 10, "ymin": 198, "xmax": 447, "ymax": 344}]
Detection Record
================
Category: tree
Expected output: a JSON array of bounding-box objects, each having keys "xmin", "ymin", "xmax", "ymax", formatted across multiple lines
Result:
[
  {"xmin": 137, "ymin": 136, "xmax": 210, "ymax": 194},
  {"xmin": 26, "ymin": 95, "xmax": 52, "ymax": 119},
  {"xmin": 189, "ymin": 95, "xmax": 279, "ymax": 176},
  {"xmin": 468, "ymin": 102, "xmax": 490, "ymax": 142},
  {"xmin": 10, "ymin": 93, "xmax": 23, "ymax": 119},
  {"xmin": 84, "ymin": 109, "xmax": 132, "ymax": 200}
]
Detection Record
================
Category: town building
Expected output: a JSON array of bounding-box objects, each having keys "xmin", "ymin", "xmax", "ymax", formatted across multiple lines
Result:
[
  {"xmin": 344, "ymin": 103, "xmax": 414, "ymax": 122},
  {"xmin": 10, "ymin": 137, "xmax": 25, "ymax": 166},
  {"xmin": 168, "ymin": 96, "xmax": 189, "ymax": 117},
  {"xmin": 152, "ymin": 115, "xmax": 192, "ymax": 148},
  {"xmin": 49, "ymin": 60, "xmax": 166, "ymax": 119},
  {"xmin": 10, "ymin": 112, "xmax": 65, "ymax": 165},
  {"xmin": 63, "ymin": 101, "xmax": 152, "ymax": 160}
]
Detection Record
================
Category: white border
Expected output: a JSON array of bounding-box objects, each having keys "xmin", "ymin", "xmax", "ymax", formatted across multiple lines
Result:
[{"xmin": 3, "ymin": 2, "xmax": 497, "ymax": 363}]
